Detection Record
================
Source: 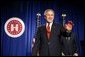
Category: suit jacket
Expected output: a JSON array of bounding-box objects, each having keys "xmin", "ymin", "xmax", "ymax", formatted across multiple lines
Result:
[
  {"xmin": 32, "ymin": 22, "xmax": 62, "ymax": 56},
  {"xmin": 61, "ymin": 31, "xmax": 78, "ymax": 55}
]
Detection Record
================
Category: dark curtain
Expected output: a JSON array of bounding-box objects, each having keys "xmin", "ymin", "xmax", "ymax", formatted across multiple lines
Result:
[{"xmin": 1, "ymin": 0, "xmax": 84, "ymax": 56}]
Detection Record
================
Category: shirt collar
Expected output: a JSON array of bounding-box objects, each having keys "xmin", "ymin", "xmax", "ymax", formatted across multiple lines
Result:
[{"xmin": 46, "ymin": 22, "xmax": 53, "ymax": 30}]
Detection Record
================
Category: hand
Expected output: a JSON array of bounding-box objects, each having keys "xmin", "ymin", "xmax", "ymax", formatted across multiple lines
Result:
[
  {"xmin": 65, "ymin": 24, "xmax": 72, "ymax": 31},
  {"xmin": 65, "ymin": 21, "xmax": 74, "ymax": 31},
  {"xmin": 62, "ymin": 52, "xmax": 65, "ymax": 56},
  {"xmin": 73, "ymin": 53, "xmax": 78, "ymax": 56}
]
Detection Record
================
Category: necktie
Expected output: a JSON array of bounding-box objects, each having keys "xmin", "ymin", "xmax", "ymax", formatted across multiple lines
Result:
[{"xmin": 46, "ymin": 23, "xmax": 51, "ymax": 39}]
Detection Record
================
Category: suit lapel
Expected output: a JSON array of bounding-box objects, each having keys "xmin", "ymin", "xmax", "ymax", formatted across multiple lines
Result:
[{"xmin": 43, "ymin": 26, "xmax": 48, "ymax": 42}]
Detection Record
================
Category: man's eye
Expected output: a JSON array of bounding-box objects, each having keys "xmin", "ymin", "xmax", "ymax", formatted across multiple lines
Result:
[{"xmin": 51, "ymin": 14, "xmax": 54, "ymax": 16}]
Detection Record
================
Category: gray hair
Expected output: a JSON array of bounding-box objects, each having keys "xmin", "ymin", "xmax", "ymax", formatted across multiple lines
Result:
[{"xmin": 44, "ymin": 9, "xmax": 55, "ymax": 15}]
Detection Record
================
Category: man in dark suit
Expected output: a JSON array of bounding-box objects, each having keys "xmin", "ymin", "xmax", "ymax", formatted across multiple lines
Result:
[
  {"xmin": 61, "ymin": 21, "xmax": 78, "ymax": 56},
  {"xmin": 32, "ymin": 9, "xmax": 78, "ymax": 56}
]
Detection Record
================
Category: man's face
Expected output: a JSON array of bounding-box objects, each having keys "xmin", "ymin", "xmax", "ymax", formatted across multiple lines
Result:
[{"xmin": 45, "ymin": 11, "xmax": 54, "ymax": 23}]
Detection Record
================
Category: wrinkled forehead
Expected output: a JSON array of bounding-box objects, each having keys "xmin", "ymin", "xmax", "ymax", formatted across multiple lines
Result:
[
  {"xmin": 46, "ymin": 11, "xmax": 54, "ymax": 14},
  {"xmin": 44, "ymin": 9, "xmax": 55, "ymax": 15}
]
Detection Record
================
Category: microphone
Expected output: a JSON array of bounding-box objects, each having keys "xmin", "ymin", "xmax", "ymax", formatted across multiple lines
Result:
[{"xmin": 36, "ymin": 12, "xmax": 41, "ymax": 19}]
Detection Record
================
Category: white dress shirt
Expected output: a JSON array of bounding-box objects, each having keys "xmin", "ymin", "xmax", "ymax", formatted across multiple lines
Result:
[{"xmin": 46, "ymin": 22, "xmax": 53, "ymax": 31}]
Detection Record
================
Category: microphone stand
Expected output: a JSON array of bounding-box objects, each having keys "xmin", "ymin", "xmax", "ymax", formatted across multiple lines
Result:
[
  {"xmin": 62, "ymin": 14, "xmax": 72, "ymax": 56},
  {"xmin": 36, "ymin": 12, "xmax": 41, "ymax": 56},
  {"xmin": 62, "ymin": 14, "xmax": 66, "ymax": 27}
]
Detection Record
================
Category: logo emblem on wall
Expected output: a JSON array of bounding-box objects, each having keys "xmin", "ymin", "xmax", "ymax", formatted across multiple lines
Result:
[{"xmin": 4, "ymin": 17, "xmax": 25, "ymax": 38}]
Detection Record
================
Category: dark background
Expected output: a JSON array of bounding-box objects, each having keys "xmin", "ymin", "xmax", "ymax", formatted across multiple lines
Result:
[{"xmin": 1, "ymin": 0, "xmax": 84, "ymax": 56}]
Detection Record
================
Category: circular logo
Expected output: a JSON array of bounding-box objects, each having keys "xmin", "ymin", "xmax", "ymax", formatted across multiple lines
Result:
[{"xmin": 4, "ymin": 17, "xmax": 25, "ymax": 38}]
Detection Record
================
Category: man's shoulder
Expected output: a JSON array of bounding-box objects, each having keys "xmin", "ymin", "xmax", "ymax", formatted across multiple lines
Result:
[
  {"xmin": 38, "ymin": 22, "xmax": 62, "ymax": 29},
  {"xmin": 38, "ymin": 24, "xmax": 45, "ymax": 29},
  {"xmin": 53, "ymin": 22, "xmax": 62, "ymax": 28},
  {"xmin": 71, "ymin": 32, "xmax": 77, "ymax": 37}
]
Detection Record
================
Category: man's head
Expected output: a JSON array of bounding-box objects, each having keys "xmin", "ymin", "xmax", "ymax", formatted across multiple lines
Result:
[{"xmin": 44, "ymin": 9, "xmax": 55, "ymax": 23}]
